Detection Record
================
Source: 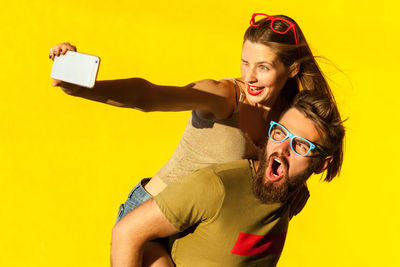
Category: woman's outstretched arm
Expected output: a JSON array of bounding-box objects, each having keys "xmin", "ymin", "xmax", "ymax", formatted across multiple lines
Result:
[{"xmin": 49, "ymin": 43, "xmax": 237, "ymax": 119}]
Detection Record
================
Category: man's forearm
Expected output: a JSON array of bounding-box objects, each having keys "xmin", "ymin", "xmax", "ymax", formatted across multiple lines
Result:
[
  {"xmin": 111, "ymin": 223, "xmax": 144, "ymax": 267},
  {"xmin": 110, "ymin": 199, "xmax": 179, "ymax": 267}
]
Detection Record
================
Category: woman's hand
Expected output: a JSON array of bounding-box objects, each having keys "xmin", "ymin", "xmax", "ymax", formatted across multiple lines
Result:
[
  {"xmin": 49, "ymin": 42, "xmax": 76, "ymax": 60},
  {"xmin": 49, "ymin": 42, "xmax": 82, "ymax": 95}
]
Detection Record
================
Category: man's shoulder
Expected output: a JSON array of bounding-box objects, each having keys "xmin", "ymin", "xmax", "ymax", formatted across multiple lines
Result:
[
  {"xmin": 206, "ymin": 159, "xmax": 254, "ymax": 180},
  {"xmin": 179, "ymin": 159, "xmax": 253, "ymax": 192},
  {"xmin": 206, "ymin": 159, "xmax": 252, "ymax": 172}
]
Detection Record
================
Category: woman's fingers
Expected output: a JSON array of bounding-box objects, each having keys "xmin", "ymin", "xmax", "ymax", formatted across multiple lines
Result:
[
  {"xmin": 49, "ymin": 42, "xmax": 77, "ymax": 60},
  {"xmin": 49, "ymin": 43, "xmax": 80, "ymax": 92},
  {"xmin": 51, "ymin": 79, "xmax": 61, "ymax": 87},
  {"xmin": 52, "ymin": 80, "xmax": 83, "ymax": 96}
]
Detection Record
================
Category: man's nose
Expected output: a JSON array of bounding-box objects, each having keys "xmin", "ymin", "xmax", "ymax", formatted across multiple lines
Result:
[{"xmin": 276, "ymin": 138, "xmax": 291, "ymax": 156}]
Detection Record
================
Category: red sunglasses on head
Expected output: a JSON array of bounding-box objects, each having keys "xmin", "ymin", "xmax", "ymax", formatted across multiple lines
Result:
[{"xmin": 250, "ymin": 13, "xmax": 300, "ymax": 57}]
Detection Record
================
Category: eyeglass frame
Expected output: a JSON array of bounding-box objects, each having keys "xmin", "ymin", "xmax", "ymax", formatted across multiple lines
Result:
[
  {"xmin": 249, "ymin": 13, "xmax": 300, "ymax": 57},
  {"xmin": 268, "ymin": 121, "xmax": 328, "ymax": 157}
]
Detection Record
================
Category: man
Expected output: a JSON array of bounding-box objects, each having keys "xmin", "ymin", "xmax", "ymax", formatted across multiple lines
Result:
[{"xmin": 111, "ymin": 90, "xmax": 345, "ymax": 267}]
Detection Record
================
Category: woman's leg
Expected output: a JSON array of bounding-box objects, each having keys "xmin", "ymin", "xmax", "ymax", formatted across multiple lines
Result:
[
  {"xmin": 115, "ymin": 179, "xmax": 174, "ymax": 266},
  {"xmin": 142, "ymin": 241, "xmax": 174, "ymax": 267},
  {"xmin": 115, "ymin": 178, "xmax": 152, "ymax": 223}
]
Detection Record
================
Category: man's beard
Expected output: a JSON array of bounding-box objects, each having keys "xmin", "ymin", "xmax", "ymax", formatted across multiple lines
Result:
[{"xmin": 253, "ymin": 151, "xmax": 318, "ymax": 204}]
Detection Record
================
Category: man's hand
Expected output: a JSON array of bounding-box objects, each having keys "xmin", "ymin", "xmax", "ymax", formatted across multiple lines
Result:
[{"xmin": 111, "ymin": 199, "xmax": 179, "ymax": 267}]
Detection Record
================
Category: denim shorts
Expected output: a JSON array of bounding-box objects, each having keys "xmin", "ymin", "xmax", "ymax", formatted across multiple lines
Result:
[{"xmin": 115, "ymin": 178, "xmax": 152, "ymax": 223}]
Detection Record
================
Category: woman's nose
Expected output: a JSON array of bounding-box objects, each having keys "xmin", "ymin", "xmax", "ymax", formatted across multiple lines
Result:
[{"xmin": 244, "ymin": 67, "xmax": 257, "ymax": 83}]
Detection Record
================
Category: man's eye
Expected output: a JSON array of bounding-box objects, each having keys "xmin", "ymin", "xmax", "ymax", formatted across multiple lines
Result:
[
  {"xmin": 272, "ymin": 129, "xmax": 286, "ymax": 140},
  {"xmin": 276, "ymin": 130, "xmax": 285, "ymax": 136},
  {"xmin": 295, "ymin": 141, "xmax": 310, "ymax": 153}
]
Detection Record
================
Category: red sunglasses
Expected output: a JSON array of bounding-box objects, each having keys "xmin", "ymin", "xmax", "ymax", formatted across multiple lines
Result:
[{"xmin": 250, "ymin": 13, "xmax": 300, "ymax": 57}]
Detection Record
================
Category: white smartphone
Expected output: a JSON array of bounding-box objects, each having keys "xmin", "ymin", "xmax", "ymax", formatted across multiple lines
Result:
[{"xmin": 50, "ymin": 51, "xmax": 100, "ymax": 88}]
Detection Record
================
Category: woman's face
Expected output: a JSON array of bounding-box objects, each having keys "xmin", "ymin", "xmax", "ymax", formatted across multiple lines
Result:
[{"xmin": 240, "ymin": 40, "xmax": 294, "ymax": 106}]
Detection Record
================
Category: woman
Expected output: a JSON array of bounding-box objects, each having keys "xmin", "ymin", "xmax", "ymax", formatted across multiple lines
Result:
[{"xmin": 50, "ymin": 13, "xmax": 335, "ymax": 265}]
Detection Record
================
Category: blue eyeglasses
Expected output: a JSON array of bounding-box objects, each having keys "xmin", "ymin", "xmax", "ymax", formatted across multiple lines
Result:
[{"xmin": 268, "ymin": 121, "xmax": 327, "ymax": 157}]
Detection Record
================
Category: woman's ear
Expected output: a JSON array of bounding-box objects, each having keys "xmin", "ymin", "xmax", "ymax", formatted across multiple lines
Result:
[{"xmin": 289, "ymin": 62, "xmax": 300, "ymax": 78}]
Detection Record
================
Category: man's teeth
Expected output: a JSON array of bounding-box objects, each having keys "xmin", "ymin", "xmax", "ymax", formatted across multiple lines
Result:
[{"xmin": 272, "ymin": 158, "xmax": 282, "ymax": 177}]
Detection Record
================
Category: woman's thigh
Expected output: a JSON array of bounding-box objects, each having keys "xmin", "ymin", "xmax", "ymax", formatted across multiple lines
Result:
[
  {"xmin": 115, "ymin": 178, "xmax": 152, "ymax": 223},
  {"xmin": 142, "ymin": 241, "xmax": 174, "ymax": 267}
]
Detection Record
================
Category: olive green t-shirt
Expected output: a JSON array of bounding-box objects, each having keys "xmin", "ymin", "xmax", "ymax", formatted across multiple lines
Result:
[{"xmin": 154, "ymin": 159, "xmax": 290, "ymax": 267}]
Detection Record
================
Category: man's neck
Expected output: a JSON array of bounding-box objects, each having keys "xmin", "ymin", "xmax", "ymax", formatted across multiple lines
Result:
[{"xmin": 253, "ymin": 160, "xmax": 260, "ymax": 171}]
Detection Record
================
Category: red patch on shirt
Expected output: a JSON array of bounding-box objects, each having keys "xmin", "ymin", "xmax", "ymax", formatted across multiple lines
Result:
[{"xmin": 231, "ymin": 232, "xmax": 287, "ymax": 256}]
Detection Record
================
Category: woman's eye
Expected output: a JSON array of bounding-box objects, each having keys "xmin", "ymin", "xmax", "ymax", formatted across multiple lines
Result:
[{"xmin": 260, "ymin": 65, "xmax": 269, "ymax": 70}]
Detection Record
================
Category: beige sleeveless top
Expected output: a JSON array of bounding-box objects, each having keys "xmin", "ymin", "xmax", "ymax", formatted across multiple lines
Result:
[{"xmin": 156, "ymin": 79, "xmax": 261, "ymax": 184}]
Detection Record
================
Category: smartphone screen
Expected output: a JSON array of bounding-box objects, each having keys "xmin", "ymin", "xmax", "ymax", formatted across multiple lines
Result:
[{"xmin": 50, "ymin": 51, "xmax": 100, "ymax": 88}]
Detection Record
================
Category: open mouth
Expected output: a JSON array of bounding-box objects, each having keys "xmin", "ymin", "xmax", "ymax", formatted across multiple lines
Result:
[
  {"xmin": 267, "ymin": 156, "xmax": 287, "ymax": 182},
  {"xmin": 247, "ymin": 84, "xmax": 265, "ymax": 96}
]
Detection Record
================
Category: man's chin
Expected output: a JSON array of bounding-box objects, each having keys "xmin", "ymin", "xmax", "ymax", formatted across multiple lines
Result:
[
  {"xmin": 253, "ymin": 153, "xmax": 290, "ymax": 204},
  {"xmin": 253, "ymin": 167, "xmax": 315, "ymax": 204},
  {"xmin": 253, "ymin": 172, "xmax": 289, "ymax": 204}
]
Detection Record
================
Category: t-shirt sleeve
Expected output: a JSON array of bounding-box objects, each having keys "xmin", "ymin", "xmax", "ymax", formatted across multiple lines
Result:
[{"xmin": 153, "ymin": 167, "xmax": 225, "ymax": 232}]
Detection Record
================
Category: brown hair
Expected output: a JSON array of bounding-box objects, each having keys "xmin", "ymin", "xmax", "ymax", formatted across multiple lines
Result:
[
  {"xmin": 291, "ymin": 90, "xmax": 345, "ymax": 182},
  {"xmin": 244, "ymin": 15, "xmax": 336, "ymax": 105}
]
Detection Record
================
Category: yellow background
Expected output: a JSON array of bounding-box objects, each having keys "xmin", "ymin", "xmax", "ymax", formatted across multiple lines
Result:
[{"xmin": 1, "ymin": 0, "xmax": 399, "ymax": 266}]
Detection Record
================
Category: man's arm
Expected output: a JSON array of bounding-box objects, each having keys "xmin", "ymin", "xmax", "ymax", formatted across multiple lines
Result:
[
  {"xmin": 111, "ymin": 199, "xmax": 179, "ymax": 267},
  {"xmin": 111, "ymin": 167, "xmax": 225, "ymax": 266}
]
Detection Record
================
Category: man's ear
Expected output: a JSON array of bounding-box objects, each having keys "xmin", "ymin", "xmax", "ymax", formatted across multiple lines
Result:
[
  {"xmin": 289, "ymin": 62, "xmax": 300, "ymax": 78},
  {"xmin": 314, "ymin": 156, "xmax": 333, "ymax": 174}
]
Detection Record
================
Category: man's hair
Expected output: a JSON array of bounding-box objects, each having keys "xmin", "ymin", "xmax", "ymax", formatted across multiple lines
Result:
[{"xmin": 291, "ymin": 90, "xmax": 345, "ymax": 182}]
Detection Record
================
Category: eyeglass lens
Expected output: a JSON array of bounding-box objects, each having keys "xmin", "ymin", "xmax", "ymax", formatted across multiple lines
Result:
[
  {"xmin": 252, "ymin": 14, "xmax": 292, "ymax": 33},
  {"xmin": 270, "ymin": 20, "xmax": 292, "ymax": 33},
  {"xmin": 270, "ymin": 125, "xmax": 311, "ymax": 156}
]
